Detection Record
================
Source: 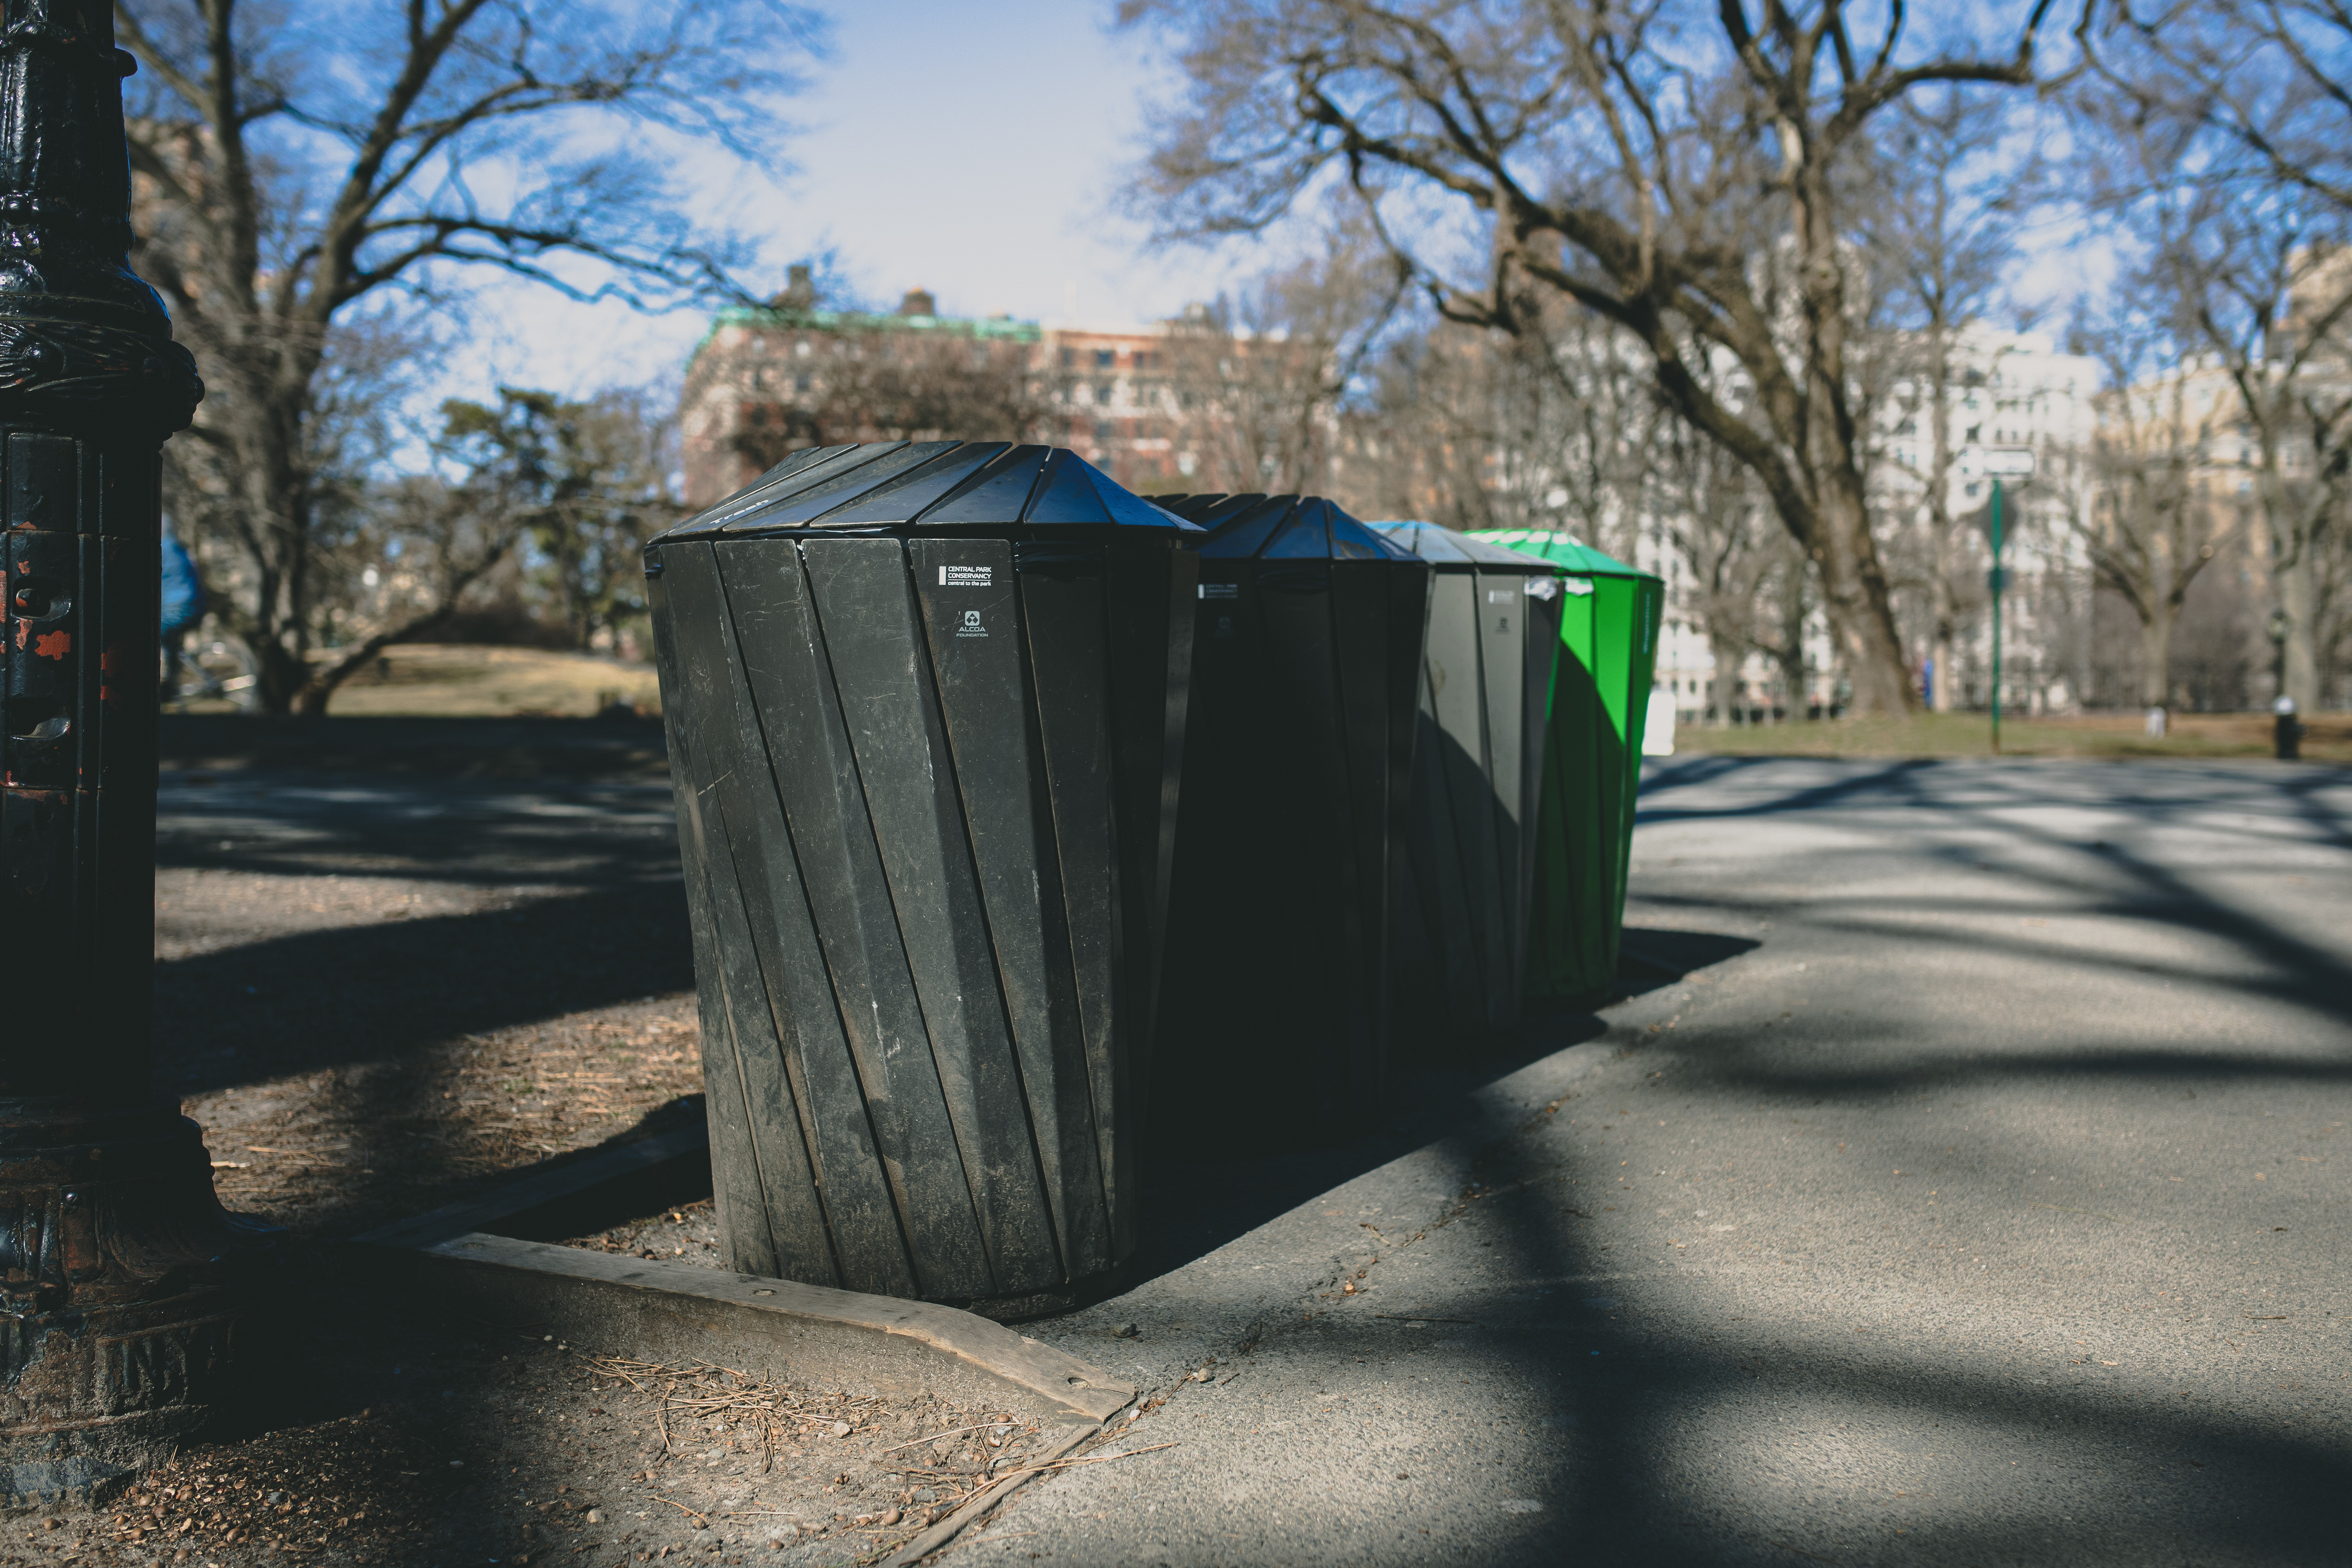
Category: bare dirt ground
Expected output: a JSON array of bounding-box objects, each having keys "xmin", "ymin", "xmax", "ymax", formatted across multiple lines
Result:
[
  {"xmin": 0, "ymin": 718, "xmax": 1004, "ymax": 1568},
  {"xmin": 0, "ymin": 1288, "xmax": 1058, "ymax": 1568}
]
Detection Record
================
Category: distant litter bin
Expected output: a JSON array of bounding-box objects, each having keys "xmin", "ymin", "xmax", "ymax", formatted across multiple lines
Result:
[
  {"xmin": 1468, "ymin": 530, "xmax": 1664, "ymax": 1002},
  {"xmin": 1365, "ymin": 523, "xmax": 1567, "ymax": 1045},
  {"xmin": 645, "ymin": 441, "xmax": 1200, "ymax": 1315},
  {"xmin": 1153, "ymin": 493, "xmax": 1431, "ymax": 1138}
]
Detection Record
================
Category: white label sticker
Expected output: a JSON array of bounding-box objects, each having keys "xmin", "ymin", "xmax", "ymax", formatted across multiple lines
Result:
[
  {"xmin": 940, "ymin": 564, "xmax": 993, "ymax": 587},
  {"xmin": 1487, "ymin": 588, "xmax": 1518, "ymax": 603},
  {"xmin": 1199, "ymin": 582, "xmax": 1240, "ymax": 600},
  {"xmin": 1563, "ymin": 577, "xmax": 1595, "ymax": 596}
]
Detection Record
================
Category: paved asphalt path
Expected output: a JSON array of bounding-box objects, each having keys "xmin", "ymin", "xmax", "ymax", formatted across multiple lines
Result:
[{"xmin": 996, "ymin": 758, "xmax": 2352, "ymax": 1568}]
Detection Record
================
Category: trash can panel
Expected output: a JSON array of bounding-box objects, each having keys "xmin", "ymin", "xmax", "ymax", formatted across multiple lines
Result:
[
  {"xmin": 1474, "ymin": 570, "xmax": 1529, "ymax": 1003},
  {"xmin": 919, "ymin": 443, "xmax": 1056, "ymax": 526},
  {"xmin": 1527, "ymin": 612, "xmax": 1610, "ymax": 1000},
  {"xmin": 1424, "ymin": 570, "xmax": 1510, "ymax": 1011},
  {"xmin": 681, "ymin": 790, "xmax": 826, "ymax": 1281},
  {"xmin": 1260, "ymin": 509, "xmax": 1332, "ymax": 559},
  {"xmin": 1013, "ymin": 545, "xmax": 1125, "ymax": 1235},
  {"xmin": 797, "ymin": 539, "xmax": 1063, "ymax": 1297},
  {"xmin": 1089, "ymin": 467, "xmax": 1199, "ymax": 534},
  {"xmin": 674, "ymin": 543, "xmax": 924, "ymax": 1297},
  {"xmin": 1162, "ymin": 569, "xmax": 1326, "ymax": 1127},
  {"xmin": 1256, "ymin": 564, "xmax": 1376, "ymax": 1115},
  {"xmin": 1555, "ymin": 584, "xmax": 1597, "ymax": 689},
  {"xmin": 1385, "ymin": 565, "xmax": 1434, "ymax": 856},
  {"xmin": 1103, "ymin": 542, "xmax": 1197, "ymax": 1225},
  {"xmin": 674, "ymin": 443, "xmax": 886, "ymax": 538},
  {"xmin": 1022, "ymin": 449, "xmax": 1119, "ymax": 526},
  {"xmin": 650, "ymin": 548, "xmax": 834, "ymax": 1287},
  {"xmin": 910, "ymin": 537, "xmax": 1113, "ymax": 1282},
  {"xmin": 1197, "ymin": 497, "xmax": 1286, "ymax": 558},
  {"xmin": 1331, "ymin": 559, "xmax": 1401, "ymax": 1049},
  {"xmin": 717, "ymin": 539, "xmax": 997, "ymax": 1300},
  {"xmin": 1517, "ymin": 582, "xmax": 1565, "ymax": 985},
  {"xmin": 722, "ymin": 440, "xmax": 961, "ymax": 533},
  {"xmin": 657, "ymin": 714, "xmax": 788, "ymax": 1281},
  {"xmin": 1399, "ymin": 600, "xmax": 1483, "ymax": 1041},
  {"xmin": 1628, "ymin": 578, "xmax": 1663, "ymax": 756},
  {"xmin": 1329, "ymin": 513, "xmax": 1392, "ymax": 561},
  {"xmin": 816, "ymin": 441, "xmax": 1012, "ymax": 528}
]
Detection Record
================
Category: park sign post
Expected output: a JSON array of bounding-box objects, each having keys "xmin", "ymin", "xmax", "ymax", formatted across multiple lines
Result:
[
  {"xmin": 1965, "ymin": 447, "xmax": 2037, "ymax": 754},
  {"xmin": 0, "ymin": 0, "xmax": 277, "ymax": 1507}
]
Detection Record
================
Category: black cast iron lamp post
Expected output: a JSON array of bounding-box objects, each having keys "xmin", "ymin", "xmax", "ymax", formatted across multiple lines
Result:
[{"xmin": 0, "ymin": 0, "xmax": 275, "ymax": 1507}]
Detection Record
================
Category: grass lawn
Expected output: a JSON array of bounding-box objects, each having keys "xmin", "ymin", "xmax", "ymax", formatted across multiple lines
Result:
[
  {"xmin": 1669, "ymin": 708, "xmax": 2352, "ymax": 765},
  {"xmin": 165, "ymin": 647, "xmax": 2346, "ymax": 768},
  {"xmin": 175, "ymin": 643, "xmax": 663, "ymax": 718}
]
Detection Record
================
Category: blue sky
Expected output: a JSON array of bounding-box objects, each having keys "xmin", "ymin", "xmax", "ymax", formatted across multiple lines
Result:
[
  {"xmin": 448, "ymin": 0, "xmax": 1234, "ymax": 403},
  {"xmin": 436, "ymin": 0, "xmax": 2101, "ymax": 406}
]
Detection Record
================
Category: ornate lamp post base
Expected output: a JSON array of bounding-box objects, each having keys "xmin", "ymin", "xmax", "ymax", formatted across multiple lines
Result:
[
  {"xmin": 0, "ymin": 1103, "xmax": 278, "ymax": 1508},
  {"xmin": 0, "ymin": 3, "xmax": 281, "ymax": 1505}
]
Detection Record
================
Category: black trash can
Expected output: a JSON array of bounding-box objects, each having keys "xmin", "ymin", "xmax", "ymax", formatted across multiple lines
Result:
[
  {"xmin": 1365, "ymin": 523, "xmax": 1566, "ymax": 1045},
  {"xmin": 1152, "ymin": 494, "xmax": 1431, "ymax": 1139},
  {"xmin": 646, "ymin": 441, "xmax": 1200, "ymax": 1316}
]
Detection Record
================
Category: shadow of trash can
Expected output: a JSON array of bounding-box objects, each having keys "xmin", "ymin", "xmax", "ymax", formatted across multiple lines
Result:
[
  {"xmin": 1152, "ymin": 494, "xmax": 1431, "ymax": 1142},
  {"xmin": 1365, "ymin": 523, "xmax": 1567, "ymax": 1048},
  {"xmin": 645, "ymin": 441, "xmax": 1200, "ymax": 1318},
  {"xmin": 1468, "ymin": 530, "xmax": 1664, "ymax": 1005}
]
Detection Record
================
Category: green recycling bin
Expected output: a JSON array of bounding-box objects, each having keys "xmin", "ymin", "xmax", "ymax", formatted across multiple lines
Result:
[{"xmin": 1468, "ymin": 530, "xmax": 1664, "ymax": 1002}]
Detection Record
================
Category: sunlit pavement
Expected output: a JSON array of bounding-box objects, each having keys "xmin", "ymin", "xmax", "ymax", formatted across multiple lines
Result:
[{"xmin": 1008, "ymin": 757, "xmax": 2352, "ymax": 1567}]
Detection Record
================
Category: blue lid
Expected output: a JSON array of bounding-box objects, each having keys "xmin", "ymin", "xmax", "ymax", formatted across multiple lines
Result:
[{"xmin": 1158, "ymin": 494, "xmax": 1421, "ymax": 562}]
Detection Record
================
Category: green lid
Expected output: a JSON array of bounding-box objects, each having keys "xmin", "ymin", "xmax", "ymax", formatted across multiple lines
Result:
[{"xmin": 1467, "ymin": 529, "xmax": 1659, "ymax": 581}]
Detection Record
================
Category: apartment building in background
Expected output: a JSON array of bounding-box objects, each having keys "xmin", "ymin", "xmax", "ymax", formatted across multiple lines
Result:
[
  {"xmin": 678, "ymin": 274, "xmax": 1308, "ymax": 510},
  {"xmin": 1638, "ymin": 326, "xmax": 2100, "ymax": 726}
]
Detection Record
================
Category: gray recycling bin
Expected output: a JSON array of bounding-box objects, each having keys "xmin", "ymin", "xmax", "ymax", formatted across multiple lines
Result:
[
  {"xmin": 1153, "ymin": 494, "xmax": 1431, "ymax": 1139},
  {"xmin": 1366, "ymin": 523, "xmax": 1566, "ymax": 1045},
  {"xmin": 646, "ymin": 441, "xmax": 1199, "ymax": 1315}
]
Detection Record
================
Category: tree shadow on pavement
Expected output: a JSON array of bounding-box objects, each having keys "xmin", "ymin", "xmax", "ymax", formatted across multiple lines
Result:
[
  {"xmin": 1420, "ymin": 1135, "xmax": 2352, "ymax": 1567},
  {"xmin": 1386, "ymin": 754, "xmax": 2352, "ymax": 1565},
  {"xmin": 1128, "ymin": 924, "xmax": 1759, "ymax": 1302}
]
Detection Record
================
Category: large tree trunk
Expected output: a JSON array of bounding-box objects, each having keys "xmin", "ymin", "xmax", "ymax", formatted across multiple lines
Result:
[
  {"xmin": 1774, "ymin": 572, "xmax": 1810, "ymax": 720},
  {"xmin": 2138, "ymin": 600, "xmax": 2176, "ymax": 710},
  {"xmin": 2276, "ymin": 526, "xmax": 2321, "ymax": 714},
  {"xmin": 1927, "ymin": 323, "xmax": 1957, "ymax": 713},
  {"xmin": 1929, "ymin": 496, "xmax": 1956, "ymax": 711},
  {"xmin": 1812, "ymin": 480, "xmax": 1917, "ymax": 716},
  {"xmin": 1706, "ymin": 634, "xmax": 1741, "ymax": 727},
  {"xmin": 251, "ymin": 637, "xmax": 312, "ymax": 717}
]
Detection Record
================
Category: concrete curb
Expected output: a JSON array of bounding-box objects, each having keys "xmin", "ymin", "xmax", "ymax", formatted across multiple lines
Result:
[
  {"xmin": 355, "ymin": 1123, "xmax": 1135, "ymax": 1426},
  {"xmin": 408, "ymin": 1234, "xmax": 1134, "ymax": 1423}
]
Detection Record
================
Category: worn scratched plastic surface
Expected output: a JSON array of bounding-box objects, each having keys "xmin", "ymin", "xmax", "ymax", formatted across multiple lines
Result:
[{"xmin": 648, "ymin": 444, "xmax": 1196, "ymax": 1310}]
